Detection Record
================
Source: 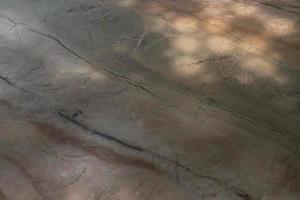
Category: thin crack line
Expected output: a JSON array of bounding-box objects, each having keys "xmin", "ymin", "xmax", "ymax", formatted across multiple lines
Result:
[
  {"xmin": 25, "ymin": 27, "xmax": 93, "ymax": 66},
  {"xmin": 168, "ymin": 86, "xmax": 298, "ymax": 149},
  {"xmin": 245, "ymin": 0, "xmax": 300, "ymax": 15},
  {"xmin": 0, "ymin": 75, "xmax": 34, "ymax": 95},
  {"xmin": 24, "ymin": 27, "xmax": 162, "ymax": 100},
  {"xmin": 64, "ymin": 168, "xmax": 87, "ymax": 187},
  {"xmin": 14, "ymin": 16, "xmax": 297, "ymax": 141},
  {"xmin": 0, "ymin": 15, "xmax": 260, "ymax": 199},
  {"xmin": 25, "ymin": 26, "xmax": 297, "ymax": 144},
  {"xmin": 0, "ymin": 14, "xmax": 296, "ymax": 150},
  {"xmin": 57, "ymin": 109, "xmax": 260, "ymax": 200},
  {"xmin": 0, "ymin": 13, "xmax": 17, "ymax": 30},
  {"xmin": 0, "ymin": 14, "xmax": 15, "ymax": 25},
  {"xmin": 57, "ymin": 109, "xmax": 144, "ymax": 152},
  {"xmin": 0, "ymin": 14, "xmax": 160, "ymax": 100},
  {"xmin": 132, "ymin": 25, "xmax": 147, "ymax": 52},
  {"xmin": 0, "ymin": 16, "xmax": 296, "ymax": 150}
]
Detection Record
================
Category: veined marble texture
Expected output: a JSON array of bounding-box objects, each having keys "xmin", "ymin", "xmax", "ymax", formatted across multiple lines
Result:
[{"xmin": 0, "ymin": 0, "xmax": 299, "ymax": 199}]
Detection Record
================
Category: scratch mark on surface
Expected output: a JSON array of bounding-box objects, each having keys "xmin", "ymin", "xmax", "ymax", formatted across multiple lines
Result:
[
  {"xmin": 0, "ymin": 75, "xmax": 35, "ymax": 95},
  {"xmin": 57, "ymin": 109, "xmax": 145, "ymax": 152},
  {"xmin": 56, "ymin": 109, "xmax": 260, "ymax": 200},
  {"xmin": 63, "ymin": 168, "xmax": 87, "ymax": 187}
]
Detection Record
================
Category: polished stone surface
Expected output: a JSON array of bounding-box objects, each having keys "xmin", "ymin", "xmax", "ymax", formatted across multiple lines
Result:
[{"xmin": 0, "ymin": 0, "xmax": 299, "ymax": 199}]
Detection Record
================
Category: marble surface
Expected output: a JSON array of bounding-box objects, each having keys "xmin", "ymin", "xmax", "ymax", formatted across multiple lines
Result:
[{"xmin": 0, "ymin": 0, "xmax": 299, "ymax": 199}]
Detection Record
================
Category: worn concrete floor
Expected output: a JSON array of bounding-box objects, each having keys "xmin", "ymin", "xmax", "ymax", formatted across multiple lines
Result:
[{"xmin": 0, "ymin": 0, "xmax": 300, "ymax": 199}]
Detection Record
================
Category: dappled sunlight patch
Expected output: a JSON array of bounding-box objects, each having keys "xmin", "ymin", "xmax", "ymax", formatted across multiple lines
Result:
[
  {"xmin": 116, "ymin": 0, "xmax": 137, "ymax": 8},
  {"xmin": 200, "ymin": 72, "xmax": 218, "ymax": 84},
  {"xmin": 113, "ymin": 0, "xmax": 294, "ymax": 88},
  {"xmin": 144, "ymin": 1, "xmax": 167, "ymax": 15},
  {"xmin": 204, "ymin": 18, "xmax": 229, "ymax": 34},
  {"xmin": 146, "ymin": 16, "xmax": 168, "ymax": 33},
  {"xmin": 172, "ymin": 56, "xmax": 204, "ymax": 77},
  {"xmin": 206, "ymin": 35, "xmax": 234, "ymax": 54},
  {"xmin": 55, "ymin": 63, "xmax": 107, "ymax": 81},
  {"xmin": 172, "ymin": 55, "xmax": 196, "ymax": 67},
  {"xmin": 240, "ymin": 57, "xmax": 288, "ymax": 84},
  {"xmin": 171, "ymin": 34, "xmax": 199, "ymax": 54},
  {"xmin": 230, "ymin": 2, "xmax": 259, "ymax": 16},
  {"xmin": 196, "ymin": 1, "xmax": 228, "ymax": 17},
  {"xmin": 241, "ymin": 57, "xmax": 275, "ymax": 77},
  {"xmin": 265, "ymin": 17, "xmax": 296, "ymax": 37},
  {"xmin": 235, "ymin": 73, "xmax": 255, "ymax": 85},
  {"xmin": 171, "ymin": 65, "xmax": 218, "ymax": 86},
  {"xmin": 173, "ymin": 65, "xmax": 202, "ymax": 77},
  {"xmin": 171, "ymin": 15, "xmax": 199, "ymax": 33},
  {"xmin": 239, "ymin": 35, "xmax": 269, "ymax": 50}
]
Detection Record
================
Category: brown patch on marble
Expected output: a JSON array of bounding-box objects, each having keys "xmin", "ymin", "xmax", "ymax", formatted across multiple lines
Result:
[
  {"xmin": 32, "ymin": 121, "xmax": 163, "ymax": 174},
  {"xmin": 140, "ymin": 111, "xmax": 184, "ymax": 138},
  {"xmin": 0, "ymin": 99, "xmax": 13, "ymax": 108},
  {"xmin": 0, "ymin": 189, "xmax": 7, "ymax": 200},
  {"xmin": 134, "ymin": 0, "xmax": 207, "ymax": 14},
  {"xmin": 142, "ymin": 117, "xmax": 165, "ymax": 130},
  {"xmin": 2, "ymin": 156, "xmax": 43, "ymax": 196},
  {"xmin": 283, "ymin": 157, "xmax": 300, "ymax": 192}
]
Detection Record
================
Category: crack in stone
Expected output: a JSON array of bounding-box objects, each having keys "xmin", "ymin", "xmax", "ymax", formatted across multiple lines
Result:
[
  {"xmin": 0, "ymin": 13, "xmax": 161, "ymax": 100},
  {"xmin": 191, "ymin": 55, "xmax": 232, "ymax": 65},
  {"xmin": 24, "ymin": 26, "xmax": 162, "ymax": 100},
  {"xmin": 62, "ymin": 168, "xmax": 87, "ymax": 188},
  {"xmin": 243, "ymin": 0, "xmax": 300, "ymax": 15},
  {"xmin": 0, "ymin": 13, "xmax": 292, "ymax": 200},
  {"xmin": 25, "ymin": 25, "xmax": 298, "ymax": 145},
  {"xmin": 57, "ymin": 108, "xmax": 260, "ymax": 200},
  {"xmin": 168, "ymin": 86, "xmax": 299, "ymax": 150},
  {"xmin": 0, "ymin": 14, "xmax": 296, "ymax": 151},
  {"xmin": 0, "ymin": 13, "xmax": 17, "ymax": 30},
  {"xmin": 0, "ymin": 75, "xmax": 34, "ymax": 95},
  {"xmin": 25, "ymin": 27, "xmax": 91, "ymax": 65},
  {"xmin": 0, "ymin": 13, "xmax": 297, "ymax": 152},
  {"xmin": 103, "ymin": 68, "xmax": 162, "ymax": 99},
  {"xmin": 57, "ymin": 109, "xmax": 145, "ymax": 152}
]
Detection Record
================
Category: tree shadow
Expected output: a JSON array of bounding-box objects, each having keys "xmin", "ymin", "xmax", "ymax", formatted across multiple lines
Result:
[{"xmin": 0, "ymin": 0, "xmax": 300, "ymax": 199}]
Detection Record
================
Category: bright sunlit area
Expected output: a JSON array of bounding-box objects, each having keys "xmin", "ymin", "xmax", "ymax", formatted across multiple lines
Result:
[{"xmin": 0, "ymin": 0, "xmax": 299, "ymax": 200}]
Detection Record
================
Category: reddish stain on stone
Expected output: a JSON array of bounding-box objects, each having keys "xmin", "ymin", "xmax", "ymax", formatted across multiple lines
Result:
[{"xmin": 32, "ymin": 121, "xmax": 163, "ymax": 174}]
